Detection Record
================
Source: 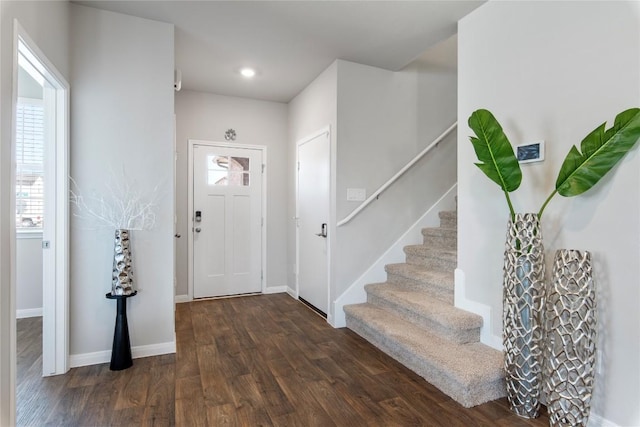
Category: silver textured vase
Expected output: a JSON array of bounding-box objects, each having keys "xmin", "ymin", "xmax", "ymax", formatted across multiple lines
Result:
[
  {"xmin": 544, "ymin": 249, "xmax": 596, "ymax": 427},
  {"xmin": 112, "ymin": 229, "xmax": 134, "ymax": 296},
  {"xmin": 503, "ymin": 213, "xmax": 545, "ymax": 418}
]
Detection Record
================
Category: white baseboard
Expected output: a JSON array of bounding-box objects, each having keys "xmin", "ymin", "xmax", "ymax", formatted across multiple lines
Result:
[
  {"xmin": 332, "ymin": 184, "xmax": 458, "ymax": 328},
  {"xmin": 588, "ymin": 413, "xmax": 620, "ymax": 427},
  {"xmin": 70, "ymin": 341, "xmax": 176, "ymax": 368},
  {"xmin": 174, "ymin": 294, "xmax": 190, "ymax": 304},
  {"xmin": 16, "ymin": 307, "xmax": 43, "ymax": 318},
  {"xmin": 454, "ymin": 268, "xmax": 502, "ymax": 350},
  {"xmin": 176, "ymin": 286, "xmax": 287, "ymax": 302},
  {"xmin": 286, "ymin": 286, "xmax": 297, "ymax": 299}
]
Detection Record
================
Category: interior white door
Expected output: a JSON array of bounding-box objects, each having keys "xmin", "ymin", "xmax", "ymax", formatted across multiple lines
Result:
[
  {"xmin": 193, "ymin": 144, "xmax": 262, "ymax": 298},
  {"xmin": 297, "ymin": 131, "xmax": 330, "ymax": 315}
]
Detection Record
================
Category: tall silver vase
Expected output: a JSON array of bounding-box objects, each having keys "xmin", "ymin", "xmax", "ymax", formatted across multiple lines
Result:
[
  {"xmin": 503, "ymin": 213, "xmax": 545, "ymax": 418},
  {"xmin": 544, "ymin": 249, "xmax": 596, "ymax": 427},
  {"xmin": 112, "ymin": 229, "xmax": 134, "ymax": 296}
]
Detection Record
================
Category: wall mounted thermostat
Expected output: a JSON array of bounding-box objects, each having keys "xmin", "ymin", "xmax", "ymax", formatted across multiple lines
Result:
[{"xmin": 516, "ymin": 140, "xmax": 545, "ymax": 164}]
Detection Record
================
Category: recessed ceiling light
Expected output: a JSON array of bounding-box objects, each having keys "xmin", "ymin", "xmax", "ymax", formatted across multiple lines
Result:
[{"xmin": 240, "ymin": 68, "xmax": 256, "ymax": 78}]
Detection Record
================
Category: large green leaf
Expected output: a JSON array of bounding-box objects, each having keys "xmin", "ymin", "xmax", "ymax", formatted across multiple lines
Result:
[
  {"xmin": 555, "ymin": 108, "xmax": 640, "ymax": 197},
  {"xmin": 468, "ymin": 109, "xmax": 522, "ymax": 193}
]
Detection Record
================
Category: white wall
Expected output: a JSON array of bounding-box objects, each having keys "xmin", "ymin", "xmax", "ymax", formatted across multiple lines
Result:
[
  {"xmin": 174, "ymin": 90, "xmax": 289, "ymax": 297},
  {"xmin": 333, "ymin": 59, "xmax": 457, "ymax": 321},
  {"xmin": 69, "ymin": 5, "xmax": 175, "ymax": 361},
  {"xmin": 16, "ymin": 237, "xmax": 43, "ymax": 315},
  {"xmin": 0, "ymin": 1, "xmax": 69, "ymax": 424},
  {"xmin": 458, "ymin": 2, "xmax": 639, "ymax": 425},
  {"xmin": 288, "ymin": 61, "xmax": 338, "ymax": 297}
]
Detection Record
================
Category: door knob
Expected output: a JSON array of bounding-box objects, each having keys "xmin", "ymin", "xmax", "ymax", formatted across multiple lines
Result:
[{"xmin": 195, "ymin": 227, "xmax": 201, "ymax": 233}]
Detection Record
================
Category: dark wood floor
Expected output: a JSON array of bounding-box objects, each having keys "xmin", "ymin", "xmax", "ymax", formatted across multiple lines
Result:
[
  {"xmin": 17, "ymin": 317, "xmax": 174, "ymax": 426},
  {"xmin": 17, "ymin": 293, "xmax": 550, "ymax": 426}
]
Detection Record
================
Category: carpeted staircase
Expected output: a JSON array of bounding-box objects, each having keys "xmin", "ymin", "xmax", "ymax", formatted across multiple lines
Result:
[{"xmin": 344, "ymin": 210, "xmax": 506, "ymax": 408}]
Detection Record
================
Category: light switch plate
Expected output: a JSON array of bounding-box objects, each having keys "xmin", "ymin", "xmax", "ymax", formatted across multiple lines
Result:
[{"xmin": 347, "ymin": 188, "xmax": 366, "ymax": 202}]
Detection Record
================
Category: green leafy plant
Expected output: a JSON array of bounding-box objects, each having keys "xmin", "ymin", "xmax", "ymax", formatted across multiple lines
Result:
[
  {"xmin": 468, "ymin": 109, "xmax": 522, "ymax": 221},
  {"xmin": 538, "ymin": 108, "xmax": 640, "ymax": 217},
  {"xmin": 468, "ymin": 108, "xmax": 640, "ymax": 218}
]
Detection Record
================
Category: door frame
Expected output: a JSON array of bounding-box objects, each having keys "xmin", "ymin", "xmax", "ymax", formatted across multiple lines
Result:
[
  {"xmin": 11, "ymin": 20, "xmax": 70, "ymax": 377},
  {"xmin": 295, "ymin": 126, "xmax": 332, "ymax": 320},
  {"xmin": 187, "ymin": 140, "xmax": 267, "ymax": 301}
]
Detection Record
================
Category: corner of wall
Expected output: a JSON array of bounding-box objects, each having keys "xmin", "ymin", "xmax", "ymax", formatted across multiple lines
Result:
[
  {"xmin": 174, "ymin": 295, "xmax": 190, "ymax": 304},
  {"xmin": 454, "ymin": 268, "xmax": 502, "ymax": 350},
  {"xmin": 69, "ymin": 341, "xmax": 176, "ymax": 368}
]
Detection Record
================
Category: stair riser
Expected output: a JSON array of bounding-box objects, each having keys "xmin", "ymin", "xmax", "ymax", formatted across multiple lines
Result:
[
  {"xmin": 345, "ymin": 313, "xmax": 506, "ymax": 408},
  {"xmin": 366, "ymin": 293, "xmax": 480, "ymax": 344},
  {"xmin": 422, "ymin": 227, "xmax": 456, "ymax": 239},
  {"xmin": 406, "ymin": 254, "xmax": 457, "ymax": 271},
  {"xmin": 422, "ymin": 234, "xmax": 457, "ymax": 251},
  {"xmin": 385, "ymin": 273, "xmax": 454, "ymax": 304},
  {"xmin": 439, "ymin": 213, "xmax": 457, "ymax": 229}
]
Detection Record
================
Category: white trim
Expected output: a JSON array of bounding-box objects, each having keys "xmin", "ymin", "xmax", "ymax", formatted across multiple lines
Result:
[
  {"xmin": 187, "ymin": 140, "xmax": 267, "ymax": 300},
  {"xmin": 286, "ymin": 287, "xmax": 297, "ymax": 299},
  {"xmin": 263, "ymin": 286, "xmax": 287, "ymax": 294},
  {"xmin": 7, "ymin": 19, "xmax": 19, "ymax": 427},
  {"xmin": 187, "ymin": 142, "xmax": 194, "ymax": 301},
  {"xmin": 16, "ymin": 308, "xmax": 42, "ymax": 319},
  {"xmin": 174, "ymin": 294, "xmax": 190, "ymax": 304},
  {"xmin": 332, "ymin": 185, "xmax": 458, "ymax": 327},
  {"xmin": 261, "ymin": 150, "xmax": 268, "ymax": 295},
  {"xmin": 337, "ymin": 122, "xmax": 457, "ymax": 227},
  {"xmin": 69, "ymin": 341, "xmax": 176, "ymax": 368},
  {"xmin": 587, "ymin": 413, "xmax": 620, "ymax": 427},
  {"xmin": 295, "ymin": 126, "xmax": 332, "ymax": 321},
  {"xmin": 13, "ymin": 20, "xmax": 70, "ymax": 379},
  {"xmin": 454, "ymin": 268, "xmax": 503, "ymax": 350}
]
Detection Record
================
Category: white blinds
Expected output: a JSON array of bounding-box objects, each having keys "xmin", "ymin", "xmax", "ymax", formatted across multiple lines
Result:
[{"xmin": 15, "ymin": 98, "xmax": 44, "ymax": 229}]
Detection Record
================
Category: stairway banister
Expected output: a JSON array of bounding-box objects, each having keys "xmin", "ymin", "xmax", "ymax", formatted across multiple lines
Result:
[{"xmin": 337, "ymin": 122, "xmax": 457, "ymax": 227}]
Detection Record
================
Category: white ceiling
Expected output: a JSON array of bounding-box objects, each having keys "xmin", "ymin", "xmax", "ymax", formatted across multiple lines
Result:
[{"xmin": 73, "ymin": 1, "xmax": 484, "ymax": 103}]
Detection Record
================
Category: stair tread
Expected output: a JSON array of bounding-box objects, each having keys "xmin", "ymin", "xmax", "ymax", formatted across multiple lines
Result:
[
  {"xmin": 404, "ymin": 245, "xmax": 457, "ymax": 257},
  {"xmin": 345, "ymin": 303, "xmax": 503, "ymax": 387},
  {"xmin": 365, "ymin": 284, "xmax": 482, "ymax": 330},
  {"xmin": 421, "ymin": 227, "xmax": 457, "ymax": 235}
]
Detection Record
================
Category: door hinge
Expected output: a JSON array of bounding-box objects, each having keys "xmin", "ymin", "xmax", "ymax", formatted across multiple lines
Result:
[
  {"xmin": 261, "ymin": 270, "xmax": 264, "ymax": 280},
  {"xmin": 261, "ymin": 217, "xmax": 264, "ymax": 227},
  {"xmin": 297, "ymin": 162, "xmax": 300, "ymax": 171},
  {"xmin": 262, "ymin": 164, "xmax": 265, "ymax": 173}
]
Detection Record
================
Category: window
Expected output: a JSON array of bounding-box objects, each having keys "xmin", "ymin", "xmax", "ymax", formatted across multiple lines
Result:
[
  {"xmin": 207, "ymin": 155, "xmax": 250, "ymax": 186},
  {"xmin": 15, "ymin": 97, "xmax": 44, "ymax": 230}
]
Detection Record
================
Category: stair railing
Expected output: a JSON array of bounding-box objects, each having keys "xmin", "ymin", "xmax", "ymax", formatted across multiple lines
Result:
[{"xmin": 337, "ymin": 122, "xmax": 457, "ymax": 227}]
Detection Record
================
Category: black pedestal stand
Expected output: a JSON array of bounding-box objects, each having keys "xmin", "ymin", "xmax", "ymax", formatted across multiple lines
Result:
[{"xmin": 105, "ymin": 291, "xmax": 137, "ymax": 371}]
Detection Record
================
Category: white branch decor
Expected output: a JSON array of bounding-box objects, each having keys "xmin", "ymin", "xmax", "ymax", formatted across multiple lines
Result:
[{"xmin": 70, "ymin": 175, "xmax": 159, "ymax": 231}]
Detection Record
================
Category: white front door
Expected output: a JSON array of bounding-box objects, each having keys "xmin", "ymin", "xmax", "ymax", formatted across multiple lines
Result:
[
  {"xmin": 193, "ymin": 144, "xmax": 263, "ymax": 298},
  {"xmin": 297, "ymin": 130, "xmax": 330, "ymax": 316}
]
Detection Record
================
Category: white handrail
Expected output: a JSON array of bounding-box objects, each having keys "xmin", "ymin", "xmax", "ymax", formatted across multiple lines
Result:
[{"xmin": 337, "ymin": 122, "xmax": 457, "ymax": 227}]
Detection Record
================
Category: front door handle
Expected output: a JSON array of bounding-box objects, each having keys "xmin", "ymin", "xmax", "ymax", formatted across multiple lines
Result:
[
  {"xmin": 315, "ymin": 223, "xmax": 327, "ymax": 238},
  {"xmin": 195, "ymin": 227, "xmax": 201, "ymax": 233}
]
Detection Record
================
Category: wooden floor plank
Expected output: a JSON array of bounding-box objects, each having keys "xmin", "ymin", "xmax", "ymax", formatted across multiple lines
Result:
[{"xmin": 16, "ymin": 294, "xmax": 551, "ymax": 426}]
